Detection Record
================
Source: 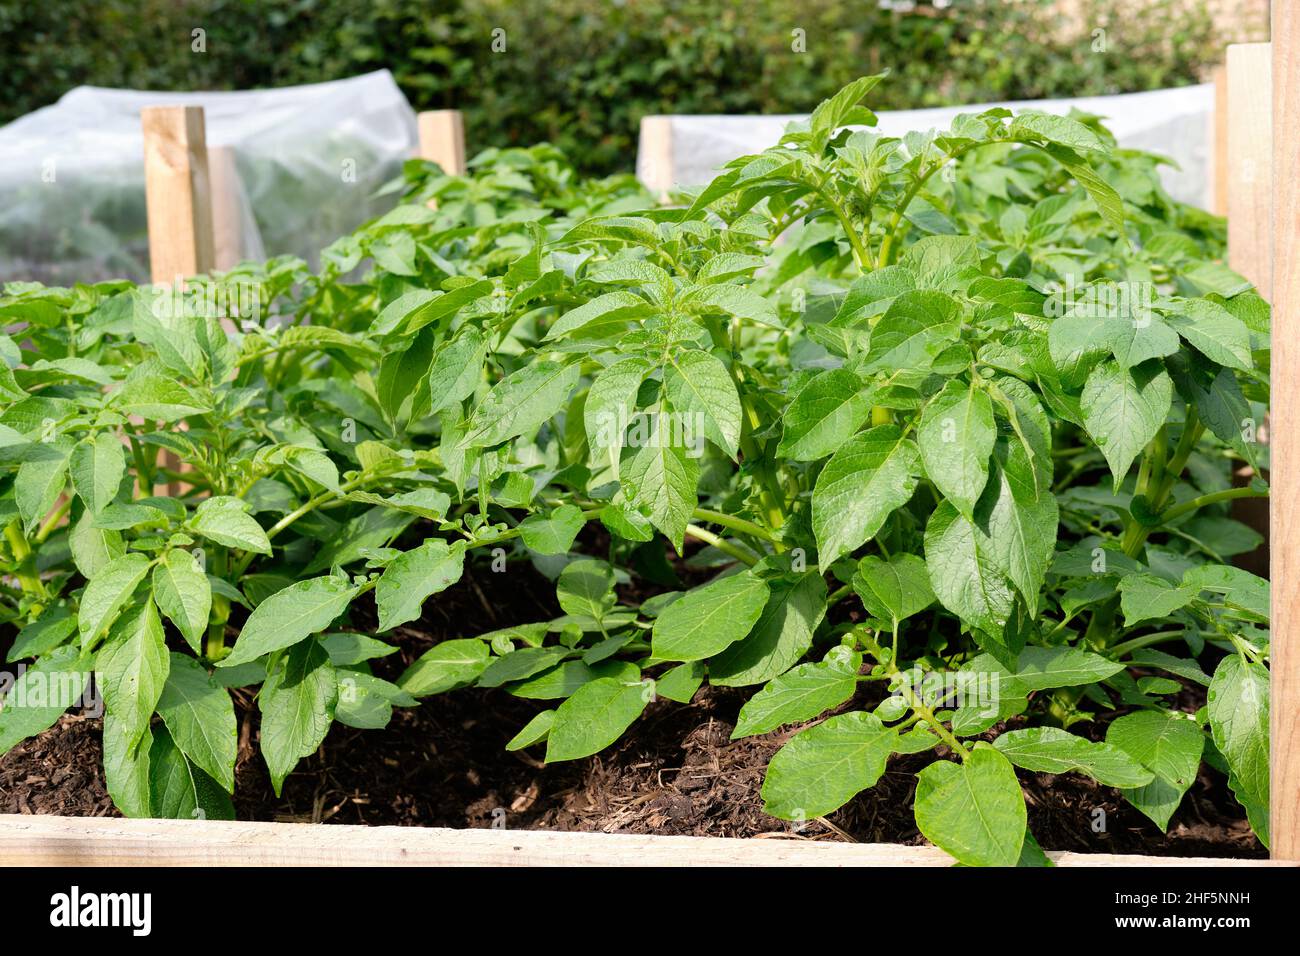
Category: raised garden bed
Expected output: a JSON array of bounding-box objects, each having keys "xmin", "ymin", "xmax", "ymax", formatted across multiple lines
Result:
[{"xmin": 4, "ymin": 20, "xmax": 1300, "ymax": 868}]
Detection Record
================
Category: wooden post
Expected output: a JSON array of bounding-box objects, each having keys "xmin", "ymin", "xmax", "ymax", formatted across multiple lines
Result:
[
  {"xmin": 638, "ymin": 116, "xmax": 674, "ymax": 202},
  {"xmin": 208, "ymin": 145, "xmax": 245, "ymax": 272},
  {"xmin": 1271, "ymin": 4, "xmax": 1300, "ymax": 862},
  {"xmin": 1224, "ymin": 43, "xmax": 1273, "ymax": 579},
  {"xmin": 141, "ymin": 106, "xmax": 215, "ymax": 283},
  {"xmin": 417, "ymin": 110, "xmax": 467, "ymax": 175},
  {"xmin": 1227, "ymin": 43, "xmax": 1273, "ymax": 298},
  {"xmin": 141, "ymin": 105, "xmax": 213, "ymax": 496},
  {"xmin": 1214, "ymin": 64, "xmax": 1229, "ymax": 216}
]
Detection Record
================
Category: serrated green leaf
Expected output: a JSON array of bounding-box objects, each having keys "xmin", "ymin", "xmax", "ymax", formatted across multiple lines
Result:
[
  {"xmin": 260, "ymin": 637, "xmax": 337, "ymax": 796},
  {"xmin": 156, "ymin": 652, "xmax": 237, "ymax": 792},
  {"xmin": 812, "ymin": 424, "xmax": 921, "ymax": 569},
  {"xmin": 651, "ymin": 570, "xmax": 769, "ymax": 662},
  {"xmin": 152, "ymin": 549, "xmax": 211, "ymax": 653},
  {"xmin": 992, "ymin": 727, "xmax": 1153, "ymax": 787},
  {"xmin": 219, "ymin": 575, "xmax": 359, "ymax": 667},
  {"xmin": 375, "ymin": 539, "xmax": 465, "ymax": 632},
  {"xmin": 545, "ymin": 676, "xmax": 649, "ymax": 762},
  {"xmin": 777, "ymin": 368, "xmax": 872, "ymax": 461},
  {"xmin": 760, "ymin": 711, "xmax": 895, "ymax": 819},
  {"xmin": 914, "ymin": 747, "xmax": 1026, "ymax": 866}
]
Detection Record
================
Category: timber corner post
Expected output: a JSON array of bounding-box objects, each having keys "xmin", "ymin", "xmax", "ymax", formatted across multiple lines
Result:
[
  {"xmin": 1270, "ymin": 2, "xmax": 1299, "ymax": 863},
  {"xmin": 140, "ymin": 105, "xmax": 216, "ymax": 496},
  {"xmin": 417, "ymin": 109, "xmax": 468, "ymax": 176},
  {"xmin": 141, "ymin": 105, "xmax": 216, "ymax": 285}
]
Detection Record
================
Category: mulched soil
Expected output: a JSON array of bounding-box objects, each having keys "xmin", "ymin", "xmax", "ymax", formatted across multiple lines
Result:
[{"xmin": 0, "ymin": 540, "xmax": 1267, "ymax": 860}]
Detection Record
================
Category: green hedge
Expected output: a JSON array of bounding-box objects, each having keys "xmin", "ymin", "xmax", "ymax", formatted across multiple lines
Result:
[{"xmin": 1, "ymin": 0, "xmax": 1247, "ymax": 176}]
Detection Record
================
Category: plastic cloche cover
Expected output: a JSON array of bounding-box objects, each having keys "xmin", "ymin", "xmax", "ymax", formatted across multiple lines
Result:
[
  {"xmin": 0, "ymin": 70, "xmax": 417, "ymax": 286},
  {"xmin": 639, "ymin": 83, "xmax": 1216, "ymax": 210}
]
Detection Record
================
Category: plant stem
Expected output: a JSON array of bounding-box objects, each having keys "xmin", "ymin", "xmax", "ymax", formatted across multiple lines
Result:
[
  {"xmin": 1160, "ymin": 486, "xmax": 1267, "ymax": 524},
  {"xmin": 828, "ymin": 583, "xmax": 852, "ymax": 605},
  {"xmin": 34, "ymin": 496, "xmax": 73, "ymax": 544},
  {"xmin": 690, "ymin": 507, "xmax": 777, "ymax": 543},
  {"xmin": 810, "ymin": 178, "xmax": 871, "ymax": 270},
  {"xmin": 3, "ymin": 519, "xmax": 48, "ymax": 604},
  {"xmin": 1109, "ymin": 629, "xmax": 1192, "ymax": 658},
  {"xmin": 683, "ymin": 524, "xmax": 759, "ymax": 566}
]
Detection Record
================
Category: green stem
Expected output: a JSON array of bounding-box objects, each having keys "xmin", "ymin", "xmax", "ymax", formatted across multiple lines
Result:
[
  {"xmin": 886, "ymin": 651, "xmax": 970, "ymax": 761},
  {"xmin": 1160, "ymin": 486, "xmax": 1267, "ymax": 524},
  {"xmin": 4, "ymin": 520, "xmax": 48, "ymax": 604},
  {"xmin": 683, "ymin": 524, "xmax": 759, "ymax": 566},
  {"xmin": 33, "ymin": 496, "xmax": 73, "ymax": 544},
  {"xmin": 828, "ymin": 583, "xmax": 852, "ymax": 605},
  {"xmin": 206, "ymin": 549, "xmax": 230, "ymax": 659},
  {"xmin": 1109, "ymin": 630, "xmax": 1192, "ymax": 658},
  {"xmin": 231, "ymin": 465, "xmax": 418, "ymax": 577},
  {"xmin": 690, "ymin": 508, "xmax": 777, "ymax": 543},
  {"xmin": 811, "ymin": 178, "xmax": 871, "ymax": 271}
]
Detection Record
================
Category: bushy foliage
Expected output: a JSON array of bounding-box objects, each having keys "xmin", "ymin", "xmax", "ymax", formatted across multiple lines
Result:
[
  {"xmin": 0, "ymin": 78, "xmax": 1271, "ymax": 864},
  {"xmin": 0, "ymin": 0, "xmax": 1248, "ymax": 175}
]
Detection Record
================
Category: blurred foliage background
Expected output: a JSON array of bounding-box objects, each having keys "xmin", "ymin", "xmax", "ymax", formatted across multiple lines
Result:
[{"xmin": 0, "ymin": 0, "xmax": 1267, "ymax": 176}]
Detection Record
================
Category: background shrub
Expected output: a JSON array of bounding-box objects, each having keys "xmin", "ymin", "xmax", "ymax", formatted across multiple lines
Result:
[{"xmin": 0, "ymin": 0, "xmax": 1265, "ymax": 176}]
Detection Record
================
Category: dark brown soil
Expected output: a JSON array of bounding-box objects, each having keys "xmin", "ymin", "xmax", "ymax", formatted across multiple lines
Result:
[{"xmin": 0, "ymin": 545, "xmax": 1267, "ymax": 860}]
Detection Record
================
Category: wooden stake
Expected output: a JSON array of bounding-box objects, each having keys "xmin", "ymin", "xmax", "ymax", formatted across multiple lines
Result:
[
  {"xmin": 208, "ymin": 145, "xmax": 245, "ymax": 273},
  {"xmin": 1227, "ymin": 43, "xmax": 1273, "ymax": 298},
  {"xmin": 638, "ymin": 115, "xmax": 674, "ymax": 202},
  {"xmin": 1271, "ymin": 4, "xmax": 1300, "ymax": 862},
  {"xmin": 1214, "ymin": 63, "xmax": 1229, "ymax": 216},
  {"xmin": 142, "ymin": 106, "xmax": 215, "ymax": 283},
  {"xmin": 417, "ymin": 110, "xmax": 467, "ymax": 175},
  {"xmin": 141, "ymin": 105, "xmax": 214, "ymax": 496},
  {"xmin": 1224, "ymin": 42, "xmax": 1273, "ymax": 579}
]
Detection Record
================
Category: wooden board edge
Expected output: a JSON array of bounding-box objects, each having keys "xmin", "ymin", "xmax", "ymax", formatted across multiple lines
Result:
[{"xmin": 0, "ymin": 815, "xmax": 1288, "ymax": 867}]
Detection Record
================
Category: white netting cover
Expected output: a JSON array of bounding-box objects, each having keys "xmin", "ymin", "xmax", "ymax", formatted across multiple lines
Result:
[
  {"xmin": 0, "ymin": 71, "xmax": 417, "ymax": 285},
  {"xmin": 638, "ymin": 83, "xmax": 1215, "ymax": 209}
]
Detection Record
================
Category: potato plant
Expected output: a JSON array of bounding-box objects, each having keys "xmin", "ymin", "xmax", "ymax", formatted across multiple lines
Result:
[{"xmin": 0, "ymin": 78, "xmax": 1270, "ymax": 865}]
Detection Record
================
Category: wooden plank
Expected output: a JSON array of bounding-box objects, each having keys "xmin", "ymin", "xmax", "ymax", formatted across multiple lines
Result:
[
  {"xmin": 416, "ymin": 110, "xmax": 467, "ymax": 176},
  {"xmin": 141, "ymin": 106, "xmax": 215, "ymax": 283},
  {"xmin": 1273, "ymin": 3, "xmax": 1300, "ymax": 863},
  {"xmin": 1225, "ymin": 42, "xmax": 1273, "ymax": 579},
  {"xmin": 1227, "ymin": 43, "xmax": 1273, "ymax": 298},
  {"xmin": 0, "ymin": 815, "xmax": 1286, "ymax": 867},
  {"xmin": 141, "ymin": 105, "xmax": 214, "ymax": 495},
  {"xmin": 1214, "ymin": 63, "xmax": 1229, "ymax": 216},
  {"xmin": 207, "ymin": 145, "xmax": 244, "ymax": 273},
  {"xmin": 638, "ymin": 115, "xmax": 674, "ymax": 201}
]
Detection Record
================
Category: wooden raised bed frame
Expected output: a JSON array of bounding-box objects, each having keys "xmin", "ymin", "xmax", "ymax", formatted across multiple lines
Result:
[{"xmin": 3, "ymin": 19, "xmax": 1298, "ymax": 866}]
